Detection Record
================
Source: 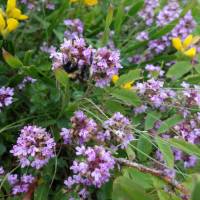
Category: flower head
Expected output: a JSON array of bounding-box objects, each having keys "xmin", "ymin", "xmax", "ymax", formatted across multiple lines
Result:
[
  {"xmin": 70, "ymin": 0, "xmax": 98, "ymax": 6},
  {"xmin": 64, "ymin": 145, "xmax": 115, "ymax": 199},
  {"xmin": 112, "ymin": 75, "xmax": 133, "ymax": 90},
  {"xmin": 60, "ymin": 111, "xmax": 98, "ymax": 144},
  {"xmin": 91, "ymin": 47, "xmax": 122, "ymax": 88},
  {"xmin": 10, "ymin": 125, "xmax": 56, "ymax": 169},
  {"xmin": 0, "ymin": 0, "xmax": 28, "ymax": 37},
  {"xmin": 8, "ymin": 174, "xmax": 34, "ymax": 195},
  {"xmin": 172, "ymin": 35, "xmax": 197, "ymax": 58},
  {"xmin": 0, "ymin": 86, "xmax": 14, "ymax": 111}
]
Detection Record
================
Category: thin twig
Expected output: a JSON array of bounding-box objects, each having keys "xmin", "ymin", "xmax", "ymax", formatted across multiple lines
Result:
[{"xmin": 115, "ymin": 158, "xmax": 189, "ymax": 198}]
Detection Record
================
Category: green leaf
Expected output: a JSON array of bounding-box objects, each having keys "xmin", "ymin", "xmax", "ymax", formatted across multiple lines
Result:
[
  {"xmin": 126, "ymin": 145, "xmax": 136, "ymax": 161},
  {"xmin": 34, "ymin": 183, "xmax": 49, "ymax": 200},
  {"xmin": 123, "ymin": 168, "xmax": 153, "ymax": 189},
  {"xmin": 2, "ymin": 49, "xmax": 23, "ymax": 69},
  {"xmin": 105, "ymin": 99, "xmax": 125, "ymax": 114},
  {"xmin": 155, "ymin": 137, "xmax": 174, "ymax": 168},
  {"xmin": 145, "ymin": 111, "xmax": 161, "ymax": 130},
  {"xmin": 111, "ymin": 88, "xmax": 141, "ymax": 107},
  {"xmin": 137, "ymin": 134, "xmax": 153, "ymax": 162},
  {"xmin": 54, "ymin": 69, "xmax": 69, "ymax": 88},
  {"xmin": 128, "ymin": 0, "xmax": 144, "ymax": 17},
  {"xmin": 158, "ymin": 115, "xmax": 183, "ymax": 134},
  {"xmin": 114, "ymin": 0, "xmax": 125, "ymax": 36},
  {"xmin": 168, "ymin": 138, "xmax": 200, "ymax": 157},
  {"xmin": 116, "ymin": 69, "xmax": 141, "ymax": 86},
  {"xmin": 101, "ymin": 5, "xmax": 114, "ymax": 46},
  {"xmin": 166, "ymin": 61, "xmax": 192, "ymax": 79},
  {"xmin": 112, "ymin": 176, "xmax": 154, "ymax": 200},
  {"xmin": 23, "ymin": 50, "xmax": 34, "ymax": 65},
  {"xmin": 184, "ymin": 74, "xmax": 200, "ymax": 84},
  {"xmin": 192, "ymin": 182, "xmax": 200, "ymax": 200}
]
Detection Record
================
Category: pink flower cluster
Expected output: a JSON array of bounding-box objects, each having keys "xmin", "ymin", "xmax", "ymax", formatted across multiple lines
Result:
[
  {"xmin": 10, "ymin": 125, "xmax": 56, "ymax": 169},
  {"xmin": 64, "ymin": 145, "xmax": 115, "ymax": 199},
  {"xmin": 0, "ymin": 86, "xmax": 14, "ymax": 111}
]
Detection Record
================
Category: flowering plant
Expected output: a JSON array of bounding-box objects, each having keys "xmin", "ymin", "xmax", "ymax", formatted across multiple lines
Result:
[{"xmin": 1, "ymin": 0, "xmax": 200, "ymax": 200}]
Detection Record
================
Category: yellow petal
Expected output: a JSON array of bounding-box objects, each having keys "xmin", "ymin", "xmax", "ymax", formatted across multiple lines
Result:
[
  {"xmin": 6, "ymin": 0, "xmax": 16, "ymax": 13},
  {"xmin": 6, "ymin": 18, "xmax": 19, "ymax": 32},
  {"xmin": 184, "ymin": 48, "xmax": 196, "ymax": 58},
  {"xmin": 84, "ymin": 0, "xmax": 98, "ymax": 6},
  {"xmin": 183, "ymin": 35, "xmax": 193, "ymax": 49},
  {"xmin": 172, "ymin": 37, "xmax": 183, "ymax": 51},
  {"xmin": 0, "ymin": 9, "xmax": 6, "ymax": 17},
  {"xmin": 122, "ymin": 82, "xmax": 133, "ymax": 90},
  {"xmin": 18, "ymin": 14, "xmax": 28, "ymax": 20},
  {"xmin": 8, "ymin": 8, "xmax": 21, "ymax": 19},
  {"xmin": 191, "ymin": 36, "xmax": 200, "ymax": 45},
  {"xmin": 112, "ymin": 75, "xmax": 119, "ymax": 84},
  {"xmin": 0, "ymin": 13, "xmax": 6, "ymax": 31}
]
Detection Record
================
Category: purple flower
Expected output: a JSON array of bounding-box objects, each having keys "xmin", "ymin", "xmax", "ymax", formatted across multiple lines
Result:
[
  {"xmin": 40, "ymin": 42, "xmax": 56, "ymax": 55},
  {"xmin": 10, "ymin": 125, "xmax": 56, "ymax": 169},
  {"xmin": 91, "ymin": 47, "xmax": 123, "ymax": 88},
  {"xmin": 51, "ymin": 37, "xmax": 93, "ymax": 76},
  {"xmin": 21, "ymin": 0, "xmax": 55, "ymax": 11},
  {"xmin": 139, "ymin": 0, "xmax": 159, "ymax": 26},
  {"xmin": 64, "ymin": 19, "xmax": 84, "ymax": 39},
  {"xmin": 8, "ymin": 174, "xmax": 34, "ymax": 195},
  {"xmin": 145, "ymin": 64, "xmax": 164, "ymax": 78},
  {"xmin": 135, "ymin": 79, "xmax": 176, "ymax": 109},
  {"xmin": 156, "ymin": 1, "xmax": 181, "ymax": 27},
  {"xmin": 103, "ymin": 112, "xmax": 134, "ymax": 148},
  {"xmin": 134, "ymin": 105, "xmax": 148, "ymax": 114},
  {"xmin": 0, "ymin": 86, "xmax": 14, "ymax": 111},
  {"xmin": 171, "ymin": 11, "xmax": 196, "ymax": 39},
  {"xmin": 136, "ymin": 31, "xmax": 149, "ymax": 41},
  {"xmin": 0, "ymin": 166, "xmax": 4, "ymax": 175},
  {"xmin": 60, "ymin": 111, "xmax": 98, "ymax": 144},
  {"xmin": 64, "ymin": 146, "xmax": 115, "ymax": 197},
  {"xmin": 18, "ymin": 76, "xmax": 37, "ymax": 90}
]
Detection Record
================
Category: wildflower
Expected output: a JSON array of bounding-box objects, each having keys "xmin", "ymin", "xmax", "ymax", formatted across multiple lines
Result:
[
  {"xmin": 70, "ymin": 0, "xmax": 98, "ymax": 6},
  {"xmin": 112, "ymin": 75, "xmax": 133, "ymax": 90},
  {"xmin": 8, "ymin": 174, "xmax": 34, "ymax": 195},
  {"xmin": 60, "ymin": 111, "xmax": 98, "ymax": 144},
  {"xmin": 0, "ymin": 86, "xmax": 14, "ymax": 111},
  {"xmin": 0, "ymin": 166, "xmax": 4, "ymax": 175},
  {"xmin": 103, "ymin": 112, "xmax": 134, "ymax": 148},
  {"xmin": 18, "ymin": 76, "xmax": 37, "ymax": 90},
  {"xmin": 136, "ymin": 31, "xmax": 149, "ymax": 41},
  {"xmin": 51, "ymin": 37, "xmax": 93, "ymax": 77},
  {"xmin": 91, "ymin": 47, "xmax": 122, "ymax": 88},
  {"xmin": 145, "ymin": 64, "xmax": 164, "ymax": 78},
  {"xmin": 20, "ymin": 0, "xmax": 55, "ymax": 10},
  {"xmin": 172, "ymin": 35, "xmax": 197, "ymax": 58},
  {"xmin": 64, "ymin": 18, "xmax": 84, "ymax": 39},
  {"xmin": 138, "ymin": 0, "xmax": 159, "ymax": 26},
  {"xmin": 10, "ymin": 125, "xmax": 56, "ymax": 169},
  {"xmin": 0, "ymin": 0, "xmax": 28, "ymax": 37},
  {"xmin": 64, "ymin": 146, "xmax": 115, "ymax": 198}
]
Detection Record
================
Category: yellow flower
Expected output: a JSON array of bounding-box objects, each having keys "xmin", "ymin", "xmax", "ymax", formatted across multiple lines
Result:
[
  {"xmin": 0, "ymin": 0, "xmax": 28, "ymax": 38},
  {"xmin": 70, "ymin": 0, "xmax": 98, "ymax": 6},
  {"xmin": 172, "ymin": 35, "xmax": 197, "ymax": 58},
  {"xmin": 84, "ymin": 0, "xmax": 98, "ymax": 6},
  {"xmin": 112, "ymin": 75, "xmax": 119, "ymax": 84},
  {"xmin": 112, "ymin": 75, "xmax": 133, "ymax": 90}
]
